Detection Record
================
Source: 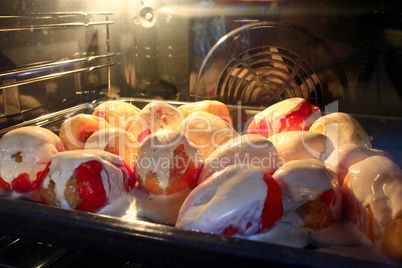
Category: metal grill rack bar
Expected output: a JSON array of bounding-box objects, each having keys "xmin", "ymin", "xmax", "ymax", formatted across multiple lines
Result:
[
  {"xmin": 0, "ymin": 21, "xmax": 113, "ymax": 32},
  {"xmin": 0, "ymin": 57, "xmax": 115, "ymax": 89},
  {"xmin": 0, "ymin": 12, "xmax": 113, "ymax": 32},
  {"xmin": 0, "ymin": 11, "xmax": 115, "ymax": 122}
]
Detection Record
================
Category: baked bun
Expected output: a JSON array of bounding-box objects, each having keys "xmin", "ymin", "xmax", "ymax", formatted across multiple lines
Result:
[
  {"xmin": 325, "ymin": 144, "xmax": 390, "ymax": 185},
  {"xmin": 133, "ymin": 129, "xmax": 202, "ymax": 224},
  {"xmin": 85, "ymin": 128, "xmax": 139, "ymax": 170},
  {"xmin": 0, "ymin": 126, "xmax": 65, "ymax": 195},
  {"xmin": 177, "ymin": 100, "xmax": 231, "ymax": 125},
  {"xmin": 59, "ymin": 114, "xmax": 110, "ymax": 150},
  {"xmin": 247, "ymin": 98, "xmax": 321, "ymax": 139},
  {"xmin": 127, "ymin": 101, "xmax": 182, "ymax": 143},
  {"xmin": 39, "ymin": 150, "xmax": 132, "ymax": 214},
  {"xmin": 176, "ymin": 165, "xmax": 283, "ymax": 236},
  {"xmin": 180, "ymin": 111, "xmax": 239, "ymax": 160},
  {"xmin": 342, "ymin": 155, "xmax": 402, "ymax": 261},
  {"xmin": 310, "ymin": 112, "xmax": 372, "ymax": 148},
  {"xmin": 198, "ymin": 134, "xmax": 282, "ymax": 184},
  {"xmin": 273, "ymin": 159, "xmax": 342, "ymax": 231},
  {"xmin": 268, "ymin": 131, "xmax": 334, "ymax": 163},
  {"xmin": 93, "ymin": 100, "xmax": 141, "ymax": 130}
]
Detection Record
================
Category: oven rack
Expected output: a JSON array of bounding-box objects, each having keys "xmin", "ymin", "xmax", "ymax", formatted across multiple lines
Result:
[
  {"xmin": 0, "ymin": 54, "xmax": 115, "ymax": 91},
  {"xmin": 0, "ymin": 11, "xmax": 115, "ymax": 126},
  {"xmin": 0, "ymin": 12, "xmax": 113, "ymax": 32}
]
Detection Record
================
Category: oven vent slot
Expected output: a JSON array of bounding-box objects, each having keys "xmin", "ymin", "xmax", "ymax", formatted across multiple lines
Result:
[
  {"xmin": 194, "ymin": 22, "xmax": 347, "ymax": 109},
  {"xmin": 217, "ymin": 46, "xmax": 322, "ymax": 107}
]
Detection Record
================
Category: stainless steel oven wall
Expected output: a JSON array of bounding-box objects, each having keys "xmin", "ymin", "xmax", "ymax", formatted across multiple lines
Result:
[
  {"xmin": 111, "ymin": 0, "xmax": 401, "ymax": 115},
  {"xmin": 109, "ymin": 0, "xmax": 196, "ymax": 100},
  {"xmin": 0, "ymin": 0, "xmax": 114, "ymax": 128},
  {"xmin": 110, "ymin": 0, "xmax": 288, "ymax": 101},
  {"xmin": 0, "ymin": 0, "xmax": 401, "ymax": 125}
]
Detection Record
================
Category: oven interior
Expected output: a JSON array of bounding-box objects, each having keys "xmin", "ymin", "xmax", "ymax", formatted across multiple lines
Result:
[{"xmin": 0, "ymin": 0, "xmax": 401, "ymax": 267}]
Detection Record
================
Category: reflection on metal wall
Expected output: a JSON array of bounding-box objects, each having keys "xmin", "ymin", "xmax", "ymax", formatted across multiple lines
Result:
[
  {"xmin": 0, "ymin": 0, "xmax": 401, "ymax": 126},
  {"xmin": 0, "ymin": 0, "xmax": 114, "ymax": 127}
]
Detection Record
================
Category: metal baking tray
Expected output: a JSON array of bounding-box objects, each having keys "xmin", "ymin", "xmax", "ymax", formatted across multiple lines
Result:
[{"xmin": 0, "ymin": 98, "xmax": 400, "ymax": 267}]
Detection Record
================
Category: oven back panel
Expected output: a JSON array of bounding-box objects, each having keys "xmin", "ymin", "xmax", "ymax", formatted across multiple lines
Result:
[{"xmin": 0, "ymin": 0, "xmax": 401, "ymax": 120}]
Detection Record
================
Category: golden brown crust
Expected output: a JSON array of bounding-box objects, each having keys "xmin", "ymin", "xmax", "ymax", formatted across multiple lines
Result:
[
  {"xmin": 382, "ymin": 215, "xmax": 402, "ymax": 261},
  {"xmin": 40, "ymin": 180, "xmax": 57, "ymax": 206},
  {"xmin": 166, "ymin": 144, "xmax": 196, "ymax": 195},
  {"xmin": 342, "ymin": 172, "xmax": 402, "ymax": 261},
  {"xmin": 296, "ymin": 197, "xmax": 334, "ymax": 231},
  {"xmin": 342, "ymin": 174, "xmax": 381, "ymax": 242},
  {"xmin": 64, "ymin": 177, "xmax": 81, "ymax": 209},
  {"xmin": 145, "ymin": 170, "xmax": 163, "ymax": 195}
]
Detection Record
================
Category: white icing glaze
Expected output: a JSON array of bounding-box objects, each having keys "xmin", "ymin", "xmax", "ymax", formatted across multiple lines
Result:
[
  {"xmin": 347, "ymin": 155, "xmax": 402, "ymax": 227},
  {"xmin": 130, "ymin": 186, "xmax": 192, "ymax": 225},
  {"xmin": 198, "ymin": 134, "xmax": 282, "ymax": 184},
  {"xmin": 136, "ymin": 129, "xmax": 200, "ymax": 194},
  {"xmin": 176, "ymin": 165, "xmax": 268, "ymax": 236},
  {"xmin": 85, "ymin": 128, "xmax": 139, "ymax": 168},
  {"xmin": 97, "ymin": 192, "xmax": 131, "ymax": 217},
  {"xmin": 180, "ymin": 111, "xmax": 239, "ymax": 160},
  {"xmin": 259, "ymin": 98, "xmax": 304, "ymax": 117},
  {"xmin": 128, "ymin": 101, "xmax": 183, "ymax": 139},
  {"xmin": 310, "ymin": 217, "xmax": 373, "ymax": 247},
  {"xmin": 0, "ymin": 126, "xmax": 65, "ymax": 185},
  {"xmin": 247, "ymin": 222, "xmax": 309, "ymax": 248},
  {"xmin": 268, "ymin": 131, "xmax": 334, "ymax": 163},
  {"xmin": 325, "ymin": 144, "xmax": 389, "ymax": 185},
  {"xmin": 93, "ymin": 100, "xmax": 141, "ymax": 130},
  {"xmin": 41, "ymin": 150, "xmax": 127, "ymax": 211},
  {"xmin": 249, "ymin": 98, "xmax": 320, "ymax": 136},
  {"xmin": 273, "ymin": 159, "xmax": 341, "ymax": 226},
  {"xmin": 310, "ymin": 112, "xmax": 372, "ymax": 148}
]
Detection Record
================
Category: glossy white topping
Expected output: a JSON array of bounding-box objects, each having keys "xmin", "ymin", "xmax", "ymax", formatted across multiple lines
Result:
[
  {"xmin": 325, "ymin": 144, "xmax": 389, "ymax": 185},
  {"xmin": 250, "ymin": 98, "xmax": 320, "ymax": 135},
  {"xmin": 260, "ymin": 98, "xmax": 303, "ymax": 116},
  {"xmin": 247, "ymin": 222, "xmax": 309, "ymax": 248},
  {"xmin": 136, "ymin": 129, "xmax": 200, "ymax": 194},
  {"xmin": 85, "ymin": 128, "xmax": 139, "ymax": 168},
  {"xmin": 176, "ymin": 165, "xmax": 268, "ymax": 236},
  {"xmin": 180, "ymin": 111, "xmax": 239, "ymax": 160},
  {"xmin": 198, "ymin": 134, "xmax": 282, "ymax": 184},
  {"xmin": 347, "ymin": 155, "xmax": 402, "ymax": 227},
  {"xmin": 128, "ymin": 101, "xmax": 183, "ymax": 140},
  {"xmin": 93, "ymin": 100, "xmax": 140, "ymax": 129},
  {"xmin": 268, "ymin": 131, "xmax": 334, "ymax": 163},
  {"xmin": 273, "ymin": 159, "xmax": 341, "ymax": 224},
  {"xmin": 97, "ymin": 193, "xmax": 131, "ymax": 217},
  {"xmin": 130, "ymin": 186, "xmax": 192, "ymax": 225},
  {"xmin": 310, "ymin": 218, "xmax": 373, "ymax": 247},
  {"xmin": 310, "ymin": 112, "xmax": 372, "ymax": 148},
  {"xmin": 42, "ymin": 150, "xmax": 127, "ymax": 210},
  {"xmin": 0, "ymin": 126, "xmax": 65, "ymax": 184}
]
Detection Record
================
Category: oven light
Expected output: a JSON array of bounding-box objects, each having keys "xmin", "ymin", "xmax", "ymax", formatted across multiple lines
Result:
[{"xmin": 161, "ymin": 7, "xmax": 174, "ymax": 13}]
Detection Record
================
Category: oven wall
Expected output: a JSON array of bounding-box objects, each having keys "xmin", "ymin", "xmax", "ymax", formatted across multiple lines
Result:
[
  {"xmin": 0, "ymin": 0, "xmax": 114, "ymax": 127},
  {"xmin": 0, "ymin": 0, "xmax": 401, "ymax": 126}
]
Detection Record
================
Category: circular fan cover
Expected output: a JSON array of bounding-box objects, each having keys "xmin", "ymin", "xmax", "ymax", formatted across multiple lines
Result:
[
  {"xmin": 194, "ymin": 22, "xmax": 346, "ymax": 109},
  {"xmin": 217, "ymin": 46, "xmax": 323, "ymax": 107}
]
